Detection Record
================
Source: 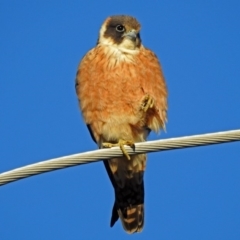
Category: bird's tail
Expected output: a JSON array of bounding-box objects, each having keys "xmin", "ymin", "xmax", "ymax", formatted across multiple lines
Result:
[
  {"xmin": 105, "ymin": 154, "xmax": 146, "ymax": 234},
  {"xmin": 110, "ymin": 178, "xmax": 145, "ymax": 234}
]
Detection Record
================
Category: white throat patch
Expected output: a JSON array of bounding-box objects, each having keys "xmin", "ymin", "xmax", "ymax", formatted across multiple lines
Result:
[{"xmin": 100, "ymin": 40, "xmax": 140, "ymax": 67}]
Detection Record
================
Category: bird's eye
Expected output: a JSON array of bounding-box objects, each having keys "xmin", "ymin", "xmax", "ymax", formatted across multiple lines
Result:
[{"xmin": 116, "ymin": 25, "xmax": 125, "ymax": 32}]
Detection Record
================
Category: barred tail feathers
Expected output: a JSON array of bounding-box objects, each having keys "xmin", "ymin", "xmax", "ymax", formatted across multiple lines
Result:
[
  {"xmin": 106, "ymin": 154, "xmax": 146, "ymax": 234},
  {"xmin": 118, "ymin": 204, "xmax": 144, "ymax": 234}
]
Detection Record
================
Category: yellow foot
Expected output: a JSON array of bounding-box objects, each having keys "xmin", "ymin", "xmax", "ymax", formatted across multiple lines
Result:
[
  {"xmin": 102, "ymin": 139, "xmax": 135, "ymax": 160},
  {"xmin": 141, "ymin": 94, "xmax": 154, "ymax": 112}
]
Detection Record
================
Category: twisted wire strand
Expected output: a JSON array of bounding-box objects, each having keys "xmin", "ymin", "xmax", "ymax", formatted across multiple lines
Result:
[{"xmin": 0, "ymin": 129, "xmax": 239, "ymax": 186}]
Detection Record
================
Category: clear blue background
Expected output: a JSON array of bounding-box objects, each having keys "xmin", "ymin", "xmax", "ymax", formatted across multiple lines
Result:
[{"xmin": 1, "ymin": 1, "xmax": 240, "ymax": 239}]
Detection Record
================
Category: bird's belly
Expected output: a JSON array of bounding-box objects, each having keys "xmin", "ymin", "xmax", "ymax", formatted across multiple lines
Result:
[{"xmin": 98, "ymin": 91, "xmax": 151, "ymax": 142}]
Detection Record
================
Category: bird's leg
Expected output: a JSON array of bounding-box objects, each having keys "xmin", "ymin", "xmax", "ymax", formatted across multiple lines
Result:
[
  {"xmin": 141, "ymin": 94, "xmax": 155, "ymax": 112},
  {"xmin": 102, "ymin": 139, "xmax": 135, "ymax": 160}
]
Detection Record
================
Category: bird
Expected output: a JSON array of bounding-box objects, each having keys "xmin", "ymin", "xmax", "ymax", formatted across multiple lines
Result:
[{"xmin": 75, "ymin": 15, "xmax": 167, "ymax": 234}]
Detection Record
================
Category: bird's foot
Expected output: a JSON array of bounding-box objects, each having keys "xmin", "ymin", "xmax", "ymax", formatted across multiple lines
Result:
[
  {"xmin": 141, "ymin": 94, "xmax": 154, "ymax": 112},
  {"xmin": 102, "ymin": 139, "xmax": 135, "ymax": 160}
]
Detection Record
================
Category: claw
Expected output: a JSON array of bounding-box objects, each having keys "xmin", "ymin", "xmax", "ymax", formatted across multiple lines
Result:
[
  {"xmin": 102, "ymin": 139, "xmax": 135, "ymax": 160},
  {"xmin": 141, "ymin": 94, "xmax": 154, "ymax": 112}
]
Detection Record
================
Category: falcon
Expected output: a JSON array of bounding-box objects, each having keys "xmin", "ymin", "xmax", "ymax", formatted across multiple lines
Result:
[{"xmin": 75, "ymin": 15, "xmax": 167, "ymax": 234}]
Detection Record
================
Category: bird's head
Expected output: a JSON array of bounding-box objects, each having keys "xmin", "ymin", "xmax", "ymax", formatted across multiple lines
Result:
[{"xmin": 98, "ymin": 15, "xmax": 142, "ymax": 51}]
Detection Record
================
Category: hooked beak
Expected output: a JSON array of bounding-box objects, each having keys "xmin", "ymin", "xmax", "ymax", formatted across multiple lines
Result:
[{"xmin": 123, "ymin": 30, "xmax": 137, "ymax": 41}]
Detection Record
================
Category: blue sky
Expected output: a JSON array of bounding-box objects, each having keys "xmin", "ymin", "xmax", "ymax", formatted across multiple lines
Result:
[{"xmin": 1, "ymin": 1, "xmax": 240, "ymax": 239}]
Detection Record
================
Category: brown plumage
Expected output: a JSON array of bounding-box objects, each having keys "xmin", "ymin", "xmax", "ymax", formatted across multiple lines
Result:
[{"xmin": 75, "ymin": 15, "xmax": 167, "ymax": 234}]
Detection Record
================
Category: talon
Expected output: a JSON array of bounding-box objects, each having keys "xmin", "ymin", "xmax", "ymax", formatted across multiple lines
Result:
[
  {"xmin": 102, "ymin": 139, "xmax": 135, "ymax": 160},
  {"xmin": 141, "ymin": 94, "xmax": 155, "ymax": 112},
  {"xmin": 102, "ymin": 142, "xmax": 113, "ymax": 148}
]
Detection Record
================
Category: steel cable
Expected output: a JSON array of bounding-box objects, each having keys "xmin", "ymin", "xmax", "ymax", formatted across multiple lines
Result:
[{"xmin": 0, "ymin": 129, "xmax": 239, "ymax": 186}]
